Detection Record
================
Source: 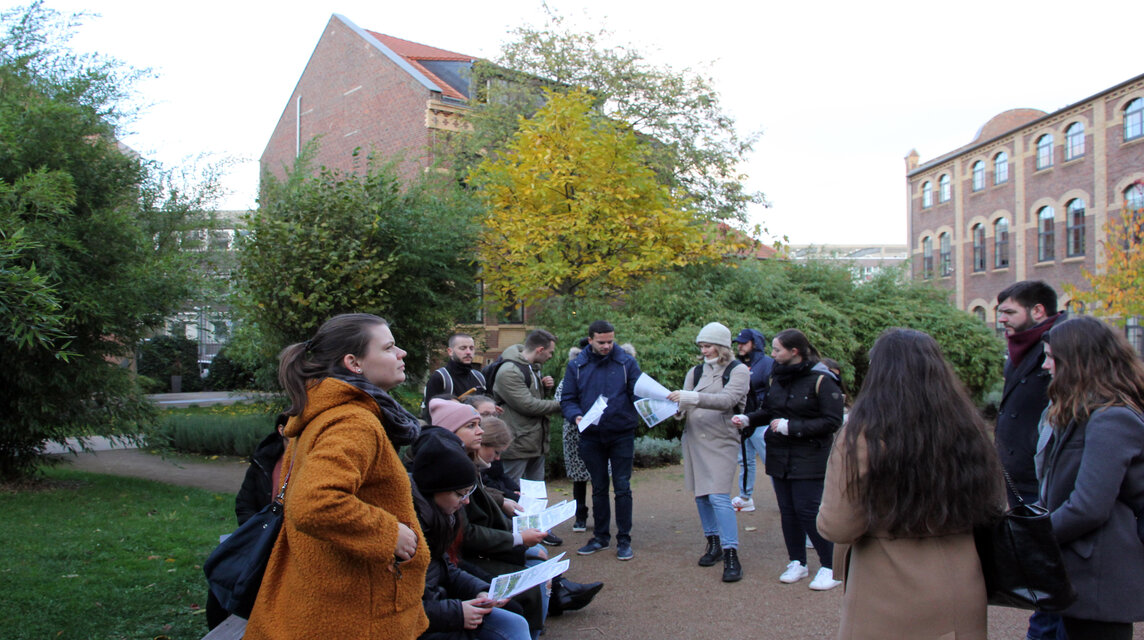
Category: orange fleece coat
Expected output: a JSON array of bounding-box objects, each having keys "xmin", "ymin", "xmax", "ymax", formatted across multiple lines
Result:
[{"xmin": 245, "ymin": 378, "xmax": 430, "ymax": 639}]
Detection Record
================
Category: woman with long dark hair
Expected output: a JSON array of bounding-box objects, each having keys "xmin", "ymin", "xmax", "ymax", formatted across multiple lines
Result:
[
  {"xmin": 817, "ymin": 328, "xmax": 1004, "ymax": 638},
  {"xmin": 732, "ymin": 328, "xmax": 844, "ymax": 590},
  {"xmin": 1039, "ymin": 316, "xmax": 1144, "ymax": 640},
  {"xmin": 246, "ymin": 314, "xmax": 429, "ymax": 639}
]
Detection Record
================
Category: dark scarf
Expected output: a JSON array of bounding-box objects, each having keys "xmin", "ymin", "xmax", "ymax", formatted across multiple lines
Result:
[
  {"xmin": 772, "ymin": 359, "xmax": 814, "ymax": 387},
  {"xmin": 1007, "ymin": 312, "xmax": 1063, "ymax": 368},
  {"xmin": 331, "ymin": 370, "xmax": 422, "ymax": 446}
]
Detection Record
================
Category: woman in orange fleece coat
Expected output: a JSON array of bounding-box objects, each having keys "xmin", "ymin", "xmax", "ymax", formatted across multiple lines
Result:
[{"xmin": 245, "ymin": 314, "xmax": 430, "ymax": 639}]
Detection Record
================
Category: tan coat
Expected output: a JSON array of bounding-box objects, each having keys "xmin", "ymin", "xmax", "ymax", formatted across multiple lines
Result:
[
  {"xmin": 679, "ymin": 361, "xmax": 750, "ymax": 497},
  {"xmin": 817, "ymin": 432, "xmax": 988, "ymax": 640},
  {"xmin": 245, "ymin": 378, "xmax": 430, "ymax": 640}
]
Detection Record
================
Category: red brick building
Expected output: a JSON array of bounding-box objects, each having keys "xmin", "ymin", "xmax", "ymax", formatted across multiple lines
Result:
[
  {"xmin": 906, "ymin": 72, "xmax": 1144, "ymax": 335},
  {"xmin": 260, "ymin": 13, "xmax": 474, "ymax": 184}
]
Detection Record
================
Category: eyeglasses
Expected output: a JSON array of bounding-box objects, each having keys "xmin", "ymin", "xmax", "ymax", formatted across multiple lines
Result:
[{"xmin": 454, "ymin": 486, "xmax": 476, "ymax": 500}]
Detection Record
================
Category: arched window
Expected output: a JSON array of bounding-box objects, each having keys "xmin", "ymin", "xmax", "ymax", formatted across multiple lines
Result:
[
  {"xmin": 922, "ymin": 236, "xmax": 933, "ymax": 279},
  {"xmin": 939, "ymin": 174, "xmax": 951, "ymax": 203},
  {"xmin": 1127, "ymin": 184, "xmax": 1144, "ymax": 212},
  {"xmin": 972, "ymin": 223, "xmax": 985, "ymax": 271},
  {"xmin": 1125, "ymin": 98, "xmax": 1143, "ymax": 141},
  {"xmin": 994, "ymin": 152, "xmax": 1009, "ymax": 185},
  {"xmin": 973, "ymin": 306, "xmax": 986, "ymax": 323},
  {"xmin": 1127, "ymin": 316, "xmax": 1144, "ymax": 356},
  {"xmin": 1038, "ymin": 206, "xmax": 1055, "ymax": 261},
  {"xmin": 1066, "ymin": 199, "xmax": 1086, "ymax": 257},
  {"xmin": 1036, "ymin": 134, "xmax": 1054, "ymax": 170},
  {"xmin": 994, "ymin": 217, "xmax": 1010, "ymax": 268},
  {"xmin": 939, "ymin": 232, "xmax": 952, "ymax": 277},
  {"xmin": 972, "ymin": 161, "xmax": 985, "ymax": 191},
  {"xmin": 922, "ymin": 181, "xmax": 933, "ymax": 208},
  {"xmin": 1065, "ymin": 122, "xmax": 1085, "ymax": 161}
]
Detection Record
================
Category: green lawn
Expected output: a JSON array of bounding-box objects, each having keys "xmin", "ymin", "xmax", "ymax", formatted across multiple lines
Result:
[{"xmin": 0, "ymin": 468, "xmax": 235, "ymax": 640}]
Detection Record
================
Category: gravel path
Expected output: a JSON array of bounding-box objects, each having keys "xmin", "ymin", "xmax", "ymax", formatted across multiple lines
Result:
[{"xmin": 51, "ymin": 449, "xmax": 1140, "ymax": 639}]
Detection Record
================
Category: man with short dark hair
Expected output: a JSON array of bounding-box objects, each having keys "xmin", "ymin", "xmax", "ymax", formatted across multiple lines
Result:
[
  {"xmin": 995, "ymin": 280, "xmax": 1067, "ymax": 640},
  {"xmin": 561, "ymin": 320, "xmax": 642, "ymax": 561},
  {"xmin": 422, "ymin": 333, "xmax": 486, "ymax": 420},
  {"xmin": 495, "ymin": 329, "xmax": 560, "ymax": 483}
]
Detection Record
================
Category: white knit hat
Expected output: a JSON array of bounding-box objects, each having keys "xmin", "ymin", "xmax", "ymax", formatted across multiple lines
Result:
[{"xmin": 695, "ymin": 322, "xmax": 732, "ymax": 348}]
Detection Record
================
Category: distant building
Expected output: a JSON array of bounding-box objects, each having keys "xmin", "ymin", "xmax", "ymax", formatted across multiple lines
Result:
[
  {"xmin": 261, "ymin": 14, "xmax": 475, "ymax": 184},
  {"xmin": 905, "ymin": 72, "xmax": 1144, "ymax": 343},
  {"xmin": 786, "ymin": 244, "xmax": 907, "ymax": 282}
]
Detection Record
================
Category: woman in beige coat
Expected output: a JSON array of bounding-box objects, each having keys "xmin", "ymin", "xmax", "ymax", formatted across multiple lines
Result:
[
  {"xmin": 817, "ymin": 329, "xmax": 1004, "ymax": 640},
  {"xmin": 668, "ymin": 322, "xmax": 750, "ymax": 583}
]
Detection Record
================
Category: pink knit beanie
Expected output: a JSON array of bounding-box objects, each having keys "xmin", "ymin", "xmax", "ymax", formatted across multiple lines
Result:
[{"xmin": 428, "ymin": 398, "xmax": 481, "ymax": 433}]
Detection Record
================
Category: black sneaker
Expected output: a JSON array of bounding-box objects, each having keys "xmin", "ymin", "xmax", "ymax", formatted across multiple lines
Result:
[
  {"xmin": 571, "ymin": 520, "xmax": 587, "ymax": 532},
  {"xmin": 542, "ymin": 532, "xmax": 563, "ymax": 546},
  {"xmin": 577, "ymin": 539, "xmax": 609, "ymax": 555}
]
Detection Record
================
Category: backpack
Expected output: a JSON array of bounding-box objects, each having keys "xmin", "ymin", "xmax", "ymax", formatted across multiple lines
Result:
[
  {"xmin": 434, "ymin": 366, "xmax": 486, "ymax": 398},
  {"xmin": 482, "ymin": 356, "xmax": 533, "ymax": 402},
  {"xmin": 689, "ymin": 359, "xmax": 744, "ymax": 390}
]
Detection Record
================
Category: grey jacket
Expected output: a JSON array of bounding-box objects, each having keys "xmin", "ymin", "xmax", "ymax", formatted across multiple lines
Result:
[{"xmin": 1040, "ymin": 406, "xmax": 1144, "ymax": 622}]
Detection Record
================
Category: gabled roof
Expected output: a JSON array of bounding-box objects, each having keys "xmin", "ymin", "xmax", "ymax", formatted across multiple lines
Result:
[{"xmin": 367, "ymin": 31, "xmax": 475, "ymax": 101}]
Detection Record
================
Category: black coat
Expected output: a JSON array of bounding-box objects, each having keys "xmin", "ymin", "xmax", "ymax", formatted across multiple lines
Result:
[
  {"xmin": 996, "ymin": 341, "xmax": 1054, "ymax": 499},
  {"xmin": 746, "ymin": 363, "xmax": 844, "ymax": 480},
  {"xmin": 1041, "ymin": 407, "xmax": 1144, "ymax": 622},
  {"xmin": 234, "ymin": 430, "xmax": 285, "ymax": 525}
]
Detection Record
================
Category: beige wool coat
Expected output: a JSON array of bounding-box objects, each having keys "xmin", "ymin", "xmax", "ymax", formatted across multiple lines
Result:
[
  {"xmin": 245, "ymin": 378, "xmax": 430, "ymax": 640},
  {"xmin": 817, "ymin": 431, "xmax": 990, "ymax": 640},
  {"xmin": 678, "ymin": 360, "xmax": 750, "ymax": 497}
]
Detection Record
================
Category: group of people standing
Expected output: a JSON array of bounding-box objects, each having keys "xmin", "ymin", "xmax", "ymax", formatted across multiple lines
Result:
[{"xmin": 215, "ymin": 275, "xmax": 1144, "ymax": 638}]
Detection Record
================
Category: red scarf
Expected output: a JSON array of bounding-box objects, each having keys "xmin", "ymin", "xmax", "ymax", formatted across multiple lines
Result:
[{"xmin": 1007, "ymin": 312, "xmax": 1062, "ymax": 368}]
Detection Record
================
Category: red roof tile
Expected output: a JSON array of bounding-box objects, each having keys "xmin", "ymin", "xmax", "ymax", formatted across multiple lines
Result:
[{"xmin": 367, "ymin": 31, "xmax": 475, "ymax": 101}]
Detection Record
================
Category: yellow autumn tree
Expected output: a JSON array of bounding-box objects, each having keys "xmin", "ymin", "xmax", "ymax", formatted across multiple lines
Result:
[
  {"xmin": 1066, "ymin": 180, "xmax": 1144, "ymax": 322},
  {"xmin": 468, "ymin": 88, "xmax": 727, "ymax": 304}
]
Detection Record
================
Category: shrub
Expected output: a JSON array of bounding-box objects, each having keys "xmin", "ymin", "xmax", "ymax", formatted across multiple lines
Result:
[
  {"xmin": 136, "ymin": 335, "xmax": 204, "ymax": 392},
  {"xmin": 203, "ymin": 348, "xmax": 255, "ymax": 391},
  {"xmin": 150, "ymin": 411, "xmax": 278, "ymax": 457},
  {"xmin": 633, "ymin": 435, "xmax": 681, "ymax": 468}
]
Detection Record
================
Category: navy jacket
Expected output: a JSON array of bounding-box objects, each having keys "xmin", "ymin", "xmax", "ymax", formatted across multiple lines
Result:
[
  {"xmin": 737, "ymin": 328, "xmax": 774, "ymax": 412},
  {"xmin": 560, "ymin": 345, "xmax": 642, "ymax": 440}
]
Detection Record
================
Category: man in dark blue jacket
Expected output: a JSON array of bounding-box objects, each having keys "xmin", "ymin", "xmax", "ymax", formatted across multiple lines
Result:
[
  {"xmin": 560, "ymin": 320, "xmax": 642, "ymax": 561},
  {"xmin": 730, "ymin": 328, "xmax": 774, "ymax": 512}
]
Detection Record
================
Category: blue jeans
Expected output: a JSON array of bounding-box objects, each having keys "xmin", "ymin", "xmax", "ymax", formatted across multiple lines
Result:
[
  {"xmin": 579, "ymin": 433, "xmax": 634, "ymax": 545},
  {"xmin": 695, "ymin": 493, "xmax": 738, "ymax": 548},
  {"xmin": 736, "ymin": 429, "xmax": 767, "ymax": 499},
  {"xmin": 477, "ymin": 607, "xmax": 532, "ymax": 640},
  {"xmin": 771, "ymin": 477, "xmax": 832, "ymax": 568}
]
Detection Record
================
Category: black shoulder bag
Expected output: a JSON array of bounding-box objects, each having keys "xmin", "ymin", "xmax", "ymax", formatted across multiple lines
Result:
[
  {"xmin": 974, "ymin": 470, "xmax": 1077, "ymax": 611},
  {"xmin": 203, "ymin": 445, "xmax": 295, "ymax": 619}
]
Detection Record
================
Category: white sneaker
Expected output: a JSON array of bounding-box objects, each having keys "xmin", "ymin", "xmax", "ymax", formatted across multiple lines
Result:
[
  {"xmin": 808, "ymin": 567, "xmax": 842, "ymax": 591},
  {"xmin": 731, "ymin": 496, "xmax": 755, "ymax": 512},
  {"xmin": 779, "ymin": 561, "xmax": 809, "ymax": 583}
]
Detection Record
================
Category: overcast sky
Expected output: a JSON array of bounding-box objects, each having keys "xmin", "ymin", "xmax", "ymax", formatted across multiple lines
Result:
[{"xmin": 18, "ymin": 0, "xmax": 1144, "ymax": 245}]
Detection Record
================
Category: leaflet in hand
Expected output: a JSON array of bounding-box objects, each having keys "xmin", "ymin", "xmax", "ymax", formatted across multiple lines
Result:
[
  {"xmin": 634, "ymin": 397, "xmax": 679, "ymax": 428},
  {"xmin": 578, "ymin": 395, "xmax": 608, "ymax": 432},
  {"xmin": 487, "ymin": 553, "xmax": 569, "ymax": 601},
  {"xmin": 633, "ymin": 373, "xmax": 672, "ymax": 401},
  {"xmin": 518, "ymin": 478, "xmax": 547, "ymax": 499},
  {"xmin": 512, "ymin": 500, "xmax": 576, "ymax": 534}
]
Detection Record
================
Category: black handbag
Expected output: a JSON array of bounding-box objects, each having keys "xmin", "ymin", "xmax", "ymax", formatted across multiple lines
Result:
[
  {"xmin": 204, "ymin": 449, "xmax": 294, "ymax": 619},
  {"xmin": 974, "ymin": 471, "xmax": 1077, "ymax": 612}
]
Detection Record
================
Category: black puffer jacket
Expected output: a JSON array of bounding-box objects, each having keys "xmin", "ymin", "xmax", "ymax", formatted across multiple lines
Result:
[
  {"xmin": 234, "ymin": 429, "xmax": 286, "ymax": 525},
  {"xmin": 412, "ymin": 481, "xmax": 490, "ymax": 638},
  {"xmin": 745, "ymin": 360, "xmax": 844, "ymax": 480}
]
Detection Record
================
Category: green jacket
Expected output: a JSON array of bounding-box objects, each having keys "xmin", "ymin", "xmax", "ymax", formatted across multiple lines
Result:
[{"xmin": 493, "ymin": 344, "xmax": 560, "ymax": 461}]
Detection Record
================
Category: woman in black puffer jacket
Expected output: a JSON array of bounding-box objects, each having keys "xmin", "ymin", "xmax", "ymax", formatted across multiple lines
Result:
[{"xmin": 733, "ymin": 329, "xmax": 844, "ymax": 591}]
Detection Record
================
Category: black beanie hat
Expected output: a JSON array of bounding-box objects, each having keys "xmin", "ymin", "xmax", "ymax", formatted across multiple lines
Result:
[{"xmin": 412, "ymin": 433, "xmax": 477, "ymax": 495}]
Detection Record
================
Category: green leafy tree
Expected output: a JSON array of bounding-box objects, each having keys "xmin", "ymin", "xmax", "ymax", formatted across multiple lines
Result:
[
  {"xmin": 469, "ymin": 89, "xmax": 727, "ymax": 305},
  {"xmin": 461, "ymin": 13, "xmax": 764, "ymax": 226},
  {"xmin": 1066, "ymin": 180, "xmax": 1144, "ymax": 322},
  {"xmin": 535, "ymin": 260, "xmax": 1002, "ymax": 440},
  {"xmin": 0, "ymin": 3, "xmax": 217, "ymax": 479},
  {"xmin": 233, "ymin": 151, "xmax": 481, "ymax": 385}
]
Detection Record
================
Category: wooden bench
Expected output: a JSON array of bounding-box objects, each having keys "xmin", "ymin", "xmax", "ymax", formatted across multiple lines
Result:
[{"xmin": 201, "ymin": 614, "xmax": 247, "ymax": 640}]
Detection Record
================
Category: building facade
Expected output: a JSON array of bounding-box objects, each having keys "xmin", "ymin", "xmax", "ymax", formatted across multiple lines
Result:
[{"xmin": 906, "ymin": 73, "xmax": 1144, "ymax": 333}]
